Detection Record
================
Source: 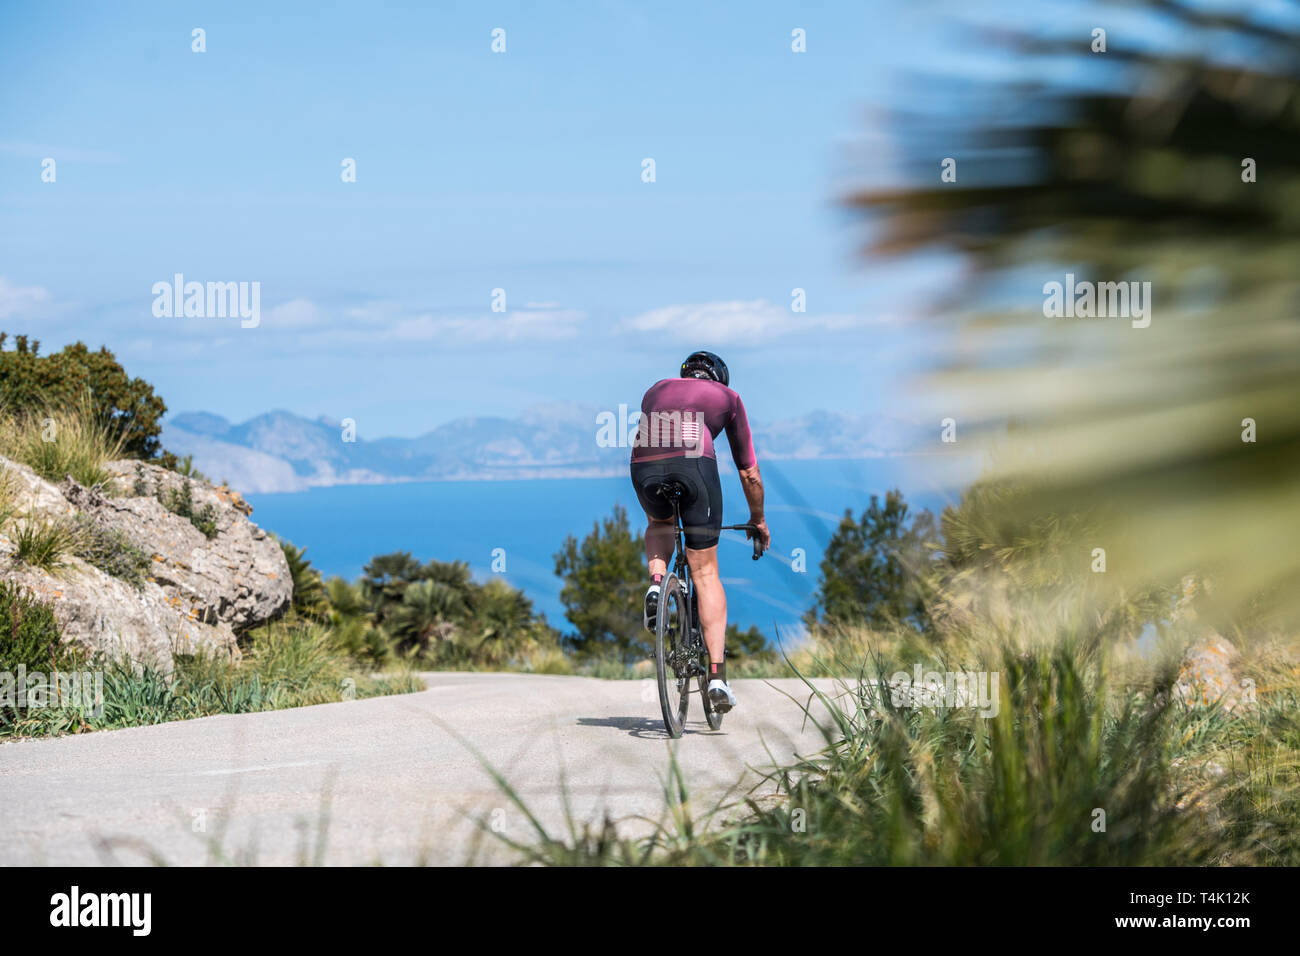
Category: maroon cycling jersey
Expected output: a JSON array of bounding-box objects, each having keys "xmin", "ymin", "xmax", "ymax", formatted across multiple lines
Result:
[{"xmin": 630, "ymin": 378, "xmax": 757, "ymax": 469}]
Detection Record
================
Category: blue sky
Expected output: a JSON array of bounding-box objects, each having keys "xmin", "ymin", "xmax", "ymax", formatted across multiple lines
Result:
[
  {"xmin": 1, "ymin": 1, "xmax": 973, "ymax": 436},
  {"xmin": 8, "ymin": 0, "xmax": 1276, "ymax": 437}
]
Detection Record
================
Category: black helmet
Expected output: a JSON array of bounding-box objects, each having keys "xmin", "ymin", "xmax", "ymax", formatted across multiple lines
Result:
[{"xmin": 680, "ymin": 350, "xmax": 729, "ymax": 387}]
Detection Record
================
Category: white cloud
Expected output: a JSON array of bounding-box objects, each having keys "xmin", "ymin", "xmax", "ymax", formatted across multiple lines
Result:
[
  {"xmin": 388, "ymin": 308, "xmax": 586, "ymax": 344},
  {"xmin": 265, "ymin": 299, "xmax": 585, "ymax": 347},
  {"xmin": 0, "ymin": 277, "xmax": 51, "ymax": 320},
  {"xmin": 265, "ymin": 298, "xmax": 323, "ymax": 329},
  {"xmin": 622, "ymin": 299, "xmax": 865, "ymax": 344}
]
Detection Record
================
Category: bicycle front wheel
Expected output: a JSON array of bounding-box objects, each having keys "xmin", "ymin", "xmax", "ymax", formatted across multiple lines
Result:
[{"xmin": 655, "ymin": 574, "xmax": 690, "ymax": 738}]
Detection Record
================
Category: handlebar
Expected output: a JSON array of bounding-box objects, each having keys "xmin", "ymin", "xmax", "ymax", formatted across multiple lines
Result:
[{"xmin": 719, "ymin": 524, "xmax": 765, "ymax": 561}]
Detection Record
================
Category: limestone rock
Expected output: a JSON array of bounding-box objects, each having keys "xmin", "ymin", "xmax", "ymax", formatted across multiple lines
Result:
[
  {"xmin": 1174, "ymin": 634, "xmax": 1253, "ymax": 714},
  {"xmin": 0, "ymin": 454, "xmax": 292, "ymax": 675}
]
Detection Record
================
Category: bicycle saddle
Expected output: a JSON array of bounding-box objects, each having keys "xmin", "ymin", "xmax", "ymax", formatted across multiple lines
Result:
[{"xmin": 651, "ymin": 480, "xmax": 688, "ymax": 500}]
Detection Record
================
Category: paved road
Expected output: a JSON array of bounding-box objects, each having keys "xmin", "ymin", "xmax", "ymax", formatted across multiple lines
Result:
[{"xmin": 0, "ymin": 673, "xmax": 841, "ymax": 865}]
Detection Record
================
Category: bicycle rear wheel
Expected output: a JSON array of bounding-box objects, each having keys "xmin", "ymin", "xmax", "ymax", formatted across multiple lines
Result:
[{"xmin": 655, "ymin": 574, "xmax": 690, "ymax": 738}]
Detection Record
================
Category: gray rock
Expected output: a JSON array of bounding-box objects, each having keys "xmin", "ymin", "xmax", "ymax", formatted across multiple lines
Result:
[
  {"xmin": 0, "ymin": 553, "xmax": 238, "ymax": 674},
  {"xmin": 1173, "ymin": 633, "xmax": 1254, "ymax": 714},
  {"xmin": 0, "ymin": 455, "xmax": 292, "ymax": 675}
]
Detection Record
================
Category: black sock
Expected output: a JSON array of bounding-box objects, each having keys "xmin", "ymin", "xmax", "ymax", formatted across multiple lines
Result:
[{"xmin": 709, "ymin": 660, "xmax": 726, "ymax": 683}]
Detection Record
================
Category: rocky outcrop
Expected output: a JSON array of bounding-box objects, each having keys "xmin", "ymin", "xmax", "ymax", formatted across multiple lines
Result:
[
  {"xmin": 1168, "ymin": 576, "xmax": 1254, "ymax": 714},
  {"xmin": 0, "ymin": 455, "xmax": 291, "ymax": 674},
  {"xmin": 1174, "ymin": 634, "xmax": 1254, "ymax": 714}
]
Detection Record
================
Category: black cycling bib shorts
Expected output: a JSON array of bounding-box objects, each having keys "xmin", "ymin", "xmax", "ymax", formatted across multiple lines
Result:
[{"xmin": 630, "ymin": 456, "xmax": 723, "ymax": 550}]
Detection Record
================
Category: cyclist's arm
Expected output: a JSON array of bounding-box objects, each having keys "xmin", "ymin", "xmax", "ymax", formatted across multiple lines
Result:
[
  {"xmin": 738, "ymin": 463, "xmax": 764, "ymax": 519},
  {"xmin": 725, "ymin": 393, "xmax": 770, "ymax": 550},
  {"xmin": 737, "ymin": 463, "xmax": 770, "ymax": 551},
  {"xmin": 723, "ymin": 392, "xmax": 757, "ymax": 471}
]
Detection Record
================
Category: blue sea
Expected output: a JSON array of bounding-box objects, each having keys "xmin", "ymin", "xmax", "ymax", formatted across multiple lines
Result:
[{"xmin": 245, "ymin": 455, "xmax": 978, "ymax": 640}]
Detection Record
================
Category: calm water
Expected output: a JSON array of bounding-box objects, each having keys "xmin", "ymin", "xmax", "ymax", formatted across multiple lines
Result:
[{"xmin": 245, "ymin": 455, "xmax": 976, "ymax": 640}]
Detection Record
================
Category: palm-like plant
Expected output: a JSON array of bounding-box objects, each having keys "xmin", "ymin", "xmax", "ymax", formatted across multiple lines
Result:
[
  {"xmin": 279, "ymin": 540, "xmax": 328, "ymax": 622},
  {"xmin": 460, "ymin": 578, "xmax": 538, "ymax": 666},
  {"xmin": 360, "ymin": 551, "xmax": 425, "ymax": 613},
  {"xmin": 325, "ymin": 576, "xmax": 368, "ymax": 623},
  {"xmin": 389, "ymin": 579, "xmax": 468, "ymax": 650}
]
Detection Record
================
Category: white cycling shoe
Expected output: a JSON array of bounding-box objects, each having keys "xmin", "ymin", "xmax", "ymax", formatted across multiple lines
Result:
[
  {"xmin": 707, "ymin": 679, "xmax": 737, "ymax": 713},
  {"xmin": 643, "ymin": 583, "xmax": 660, "ymax": 632}
]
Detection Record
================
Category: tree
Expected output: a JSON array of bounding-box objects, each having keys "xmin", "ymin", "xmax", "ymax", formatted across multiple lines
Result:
[
  {"xmin": 726, "ymin": 623, "xmax": 775, "ymax": 667},
  {"xmin": 807, "ymin": 489, "xmax": 937, "ymax": 633},
  {"xmin": 0, "ymin": 334, "xmax": 167, "ymax": 458},
  {"xmin": 355, "ymin": 551, "xmax": 552, "ymax": 662},
  {"xmin": 553, "ymin": 504, "xmax": 648, "ymax": 661},
  {"xmin": 459, "ymin": 578, "xmax": 557, "ymax": 667}
]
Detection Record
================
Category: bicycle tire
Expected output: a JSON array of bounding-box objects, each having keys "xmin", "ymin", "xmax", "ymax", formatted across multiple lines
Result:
[
  {"xmin": 698, "ymin": 651, "xmax": 724, "ymax": 730},
  {"xmin": 655, "ymin": 574, "xmax": 690, "ymax": 738},
  {"xmin": 692, "ymin": 588, "xmax": 724, "ymax": 730}
]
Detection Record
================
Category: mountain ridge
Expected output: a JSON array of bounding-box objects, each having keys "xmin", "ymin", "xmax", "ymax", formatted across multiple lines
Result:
[{"xmin": 163, "ymin": 406, "xmax": 928, "ymax": 494}]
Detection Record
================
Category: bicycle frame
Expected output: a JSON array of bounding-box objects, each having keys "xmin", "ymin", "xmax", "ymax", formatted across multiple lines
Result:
[
  {"xmin": 651, "ymin": 480, "xmax": 760, "ymax": 736},
  {"xmin": 661, "ymin": 491, "xmax": 759, "ymax": 668},
  {"xmin": 665, "ymin": 494, "xmax": 701, "ymax": 655}
]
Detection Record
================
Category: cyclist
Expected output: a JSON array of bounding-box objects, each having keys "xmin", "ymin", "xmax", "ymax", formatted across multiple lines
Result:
[{"xmin": 629, "ymin": 350, "xmax": 770, "ymax": 713}]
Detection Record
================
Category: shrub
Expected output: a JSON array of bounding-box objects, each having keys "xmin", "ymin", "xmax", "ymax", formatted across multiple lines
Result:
[
  {"xmin": 158, "ymin": 478, "xmax": 218, "ymax": 538},
  {"xmin": 0, "ymin": 333, "xmax": 166, "ymax": 458},
  {"xmin": 0, "ymin": 583, "xmax": 84, "ymax": 733},
  {"xmin": 0, "ymin": 581, "xmax": 77, "ymax": 672},
  {"xmin": 156, "ymin": 451, "xmax": 209, "ymax": 482},
  {"xmin": 70, "ymin": 515, "xmax": 151, "ymax": 589}
]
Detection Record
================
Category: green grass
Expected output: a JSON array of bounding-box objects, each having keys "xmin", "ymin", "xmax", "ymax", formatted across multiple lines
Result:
[
  {"xmin": 0, "ymin": 403, "xmax": 125, "ymax": 489},
  {"xmin": 0, "ymin": 618, "xmax": 424, "ymax": 738},
  {"xmin": 11, "ymin": 516, "xmax": 83, "ymax": 572},
  {"xmin": 470, "ymin": 637, "xmax": 1299, "ymax": 867},
  {"xmin": 27, "ymin": 625, "xmax": 1291, "ymax": 866},
  {"xmin": 0, "ymin": 468, "xmax": 20, "ymax": 529}
]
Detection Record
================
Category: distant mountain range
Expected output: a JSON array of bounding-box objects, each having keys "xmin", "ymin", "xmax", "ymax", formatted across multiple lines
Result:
[{"xmin": 161, "ymin": 405, "xmax": 928, "ymax": 494}]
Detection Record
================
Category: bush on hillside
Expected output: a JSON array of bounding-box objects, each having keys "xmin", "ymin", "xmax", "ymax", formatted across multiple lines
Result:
[{"xmin": 0, "ymin": 333, "xmax": 166, "ymax": 459}]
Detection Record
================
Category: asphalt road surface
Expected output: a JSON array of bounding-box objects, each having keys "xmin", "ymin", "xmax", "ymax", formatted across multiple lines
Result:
[{"xmin": 1, "ymin": 673, "xmax": 842, "ymax": 865}]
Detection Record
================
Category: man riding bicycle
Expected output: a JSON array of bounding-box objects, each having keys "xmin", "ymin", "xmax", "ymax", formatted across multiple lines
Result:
[{"xmin": 629, "ymin": 350, "xmax": 770, "ymax": 713}]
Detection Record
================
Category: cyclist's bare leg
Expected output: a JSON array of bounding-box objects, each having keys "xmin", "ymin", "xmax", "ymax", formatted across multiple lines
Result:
[
  {"xmin": 685, "ymin": 546, "xmax": 726, "ymax": 664},
  {"xmin": 644, "ymin": 515, "xmax": 674, "ymax": 578}
]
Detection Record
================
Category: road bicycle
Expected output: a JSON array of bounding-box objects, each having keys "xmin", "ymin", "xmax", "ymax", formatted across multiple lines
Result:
[{"xmin": 649, "ymin": 479, "xmax": 762, "ymax": 738}]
